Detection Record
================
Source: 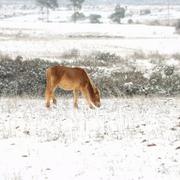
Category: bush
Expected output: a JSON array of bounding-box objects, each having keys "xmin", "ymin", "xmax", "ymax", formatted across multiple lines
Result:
[
  {"xmin": 149, "ymin": 72, "xmax": 162, "ymax": 86},
  {"xmin": 175, "ymin": 19, "xmax": 180, "ymax": 34},
  {"xmin": 0, "ymin": 53, "xmax": 180, "ymax": 97},
  {"xmin": 61, "ymin": 48, "xmax": 80, "ymax": 59},
  {"xmin": 0, "ymin": 57, "xmax": 57, "ymax": 97},
  {"xmin": 71, "ymin": 12, "xmax": 86, "ymax": 22},
  {"xmin": 172, "ymin": 53, "xmax": 180, "ymax": 60},
  {"xmin": 164, "ymin": 65, "xmax": 174, "ymax": 76},
  {"xmin": 131, "ymin": 51, "xmax": 146, "ymax": 59},
  {"xmin": 140, "ymin": 9, "xmax": 151, "ymax": 15},
  {"xmin": 89, "ymin": 14, "xmax": 101, "ymax": 24},
  {"xmin": 128, "ymin": 19, "xmax": 133, "ymax": 24},
  {"xmin": 148, "ymin": 20, "xmax": 160, "ymax": 26}
]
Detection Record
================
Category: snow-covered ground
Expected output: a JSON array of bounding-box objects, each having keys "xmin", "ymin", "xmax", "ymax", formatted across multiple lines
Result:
[
  {"xmin": 0, "ymin": 4, "xmax": 180, "ymax": 180},
  {"xmin": 0, "ymin": 97, "xmax": 180, "ymax": 180},
  {"xmin": 0, "ymin": 4, "xmax": 180, "ymax": 59},
  {"xmin": 0, "ymin": 21, "xmax": 180, "ymax": 59}
]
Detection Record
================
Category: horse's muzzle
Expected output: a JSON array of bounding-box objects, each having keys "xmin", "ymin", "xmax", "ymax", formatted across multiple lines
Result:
[{"xmin": 96, "ymin": 103, "xmax": 101, "ymax": 108}]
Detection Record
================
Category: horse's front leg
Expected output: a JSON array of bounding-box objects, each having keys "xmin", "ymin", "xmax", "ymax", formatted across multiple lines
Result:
[
  {"xmin": 81, "ymin": 88, "xmax": 94, "ymax": 109},
  {"xmin": 52, "ymin": 91, "xmax": 57, "ymax": 105},
  {"xmin": 73, "ymin": 89, "xmax": 79, "ymax": 109}
]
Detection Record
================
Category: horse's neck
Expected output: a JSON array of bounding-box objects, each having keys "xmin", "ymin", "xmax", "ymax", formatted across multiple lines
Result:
[{"xmin": 87, "ymin": 81, "xmax": 95, "ymax": 101}]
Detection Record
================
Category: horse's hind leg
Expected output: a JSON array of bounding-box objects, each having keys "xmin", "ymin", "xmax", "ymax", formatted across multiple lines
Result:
[
  {"xmin": 45, "ymin": 80, "xmax": 55, "ymax": 108},
  {"xmin": 45, "ymin": 88, "xmax": 52, "ymax": 108},
  {"xmin": 46, "ymin": 74, "xmax": 58, "ymax": 107},
  {"xmin": 73, "ymin": 89, "xmax": 79, "ymax": 108},
  {"xmin": 45, "ymin": 68, "xmax": 52, "ymax": 108}
]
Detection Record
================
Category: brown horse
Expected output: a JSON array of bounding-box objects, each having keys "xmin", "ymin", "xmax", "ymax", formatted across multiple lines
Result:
[{"xmin": 45, "ymin": 65, "xmax": 101, "ymax": 109}]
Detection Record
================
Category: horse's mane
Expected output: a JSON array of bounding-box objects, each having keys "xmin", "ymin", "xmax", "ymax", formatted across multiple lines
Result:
[
  {"xmin": 85, "ymin": 70, "xmax": 96, "ymax": 101},
  {"xmin": 86, "ymin": 81, "xmax": 94, "ymax": 99}
]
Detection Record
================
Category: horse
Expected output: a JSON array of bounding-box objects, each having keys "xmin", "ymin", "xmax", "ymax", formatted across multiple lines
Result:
[{"xmin": 45, "ymin": 65, "xmax": 101, "ymax": 109}]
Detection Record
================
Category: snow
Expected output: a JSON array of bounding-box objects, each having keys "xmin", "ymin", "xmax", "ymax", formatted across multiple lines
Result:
[
  {"xmin": 0, "ymin": 4, "xmax": 180, "ymax": 180},
  {"xmin": 0, "ymin": 97, "xmax": 180, "ymax": 180},
  {"xmin": 0, "ymin": 21, "xmax": 180, "ymax": 59},
  {"xmin": 0, "ymin": 4, "xmax": 180, "ymax": 59}
]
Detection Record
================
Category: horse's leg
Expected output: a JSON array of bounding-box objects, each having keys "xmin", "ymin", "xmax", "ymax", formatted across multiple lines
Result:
[
  {"xmin": 52, "ymin": 88, "xmax": 57, "ymax": 105},
  {"xmin": 50, "ymin": 78, "xmax": 59, "ymax": 105},
  {"xmin": 81, "ymin": 87, "xmax": 94, "ymax": 109},
  {"xmin": 45, "ymin": 87, "xmax": 52, "ymax": 108},
  {"xmin": 45, "ymin": 77, "xmax": 51, "ymax": 108},
  {"xmin": 73, "ymin": 89, "xmax": 79, "ymax": 108},
  {"xmin": 45, "ymin": 77, "xmax": 56, "ymax": 108}
]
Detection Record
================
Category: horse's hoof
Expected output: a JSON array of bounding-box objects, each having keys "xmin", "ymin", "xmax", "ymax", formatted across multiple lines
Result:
[
  {"xmin": 46, "ymin": 103, "xmax": 50, "ymax": 108},
  {"xmin": 74, "ymin": 104, "xmax": 78, "ymax": 109},
  {"xmin": 89, "ymin": 106, "xmax": 95, "ymax": 109}
]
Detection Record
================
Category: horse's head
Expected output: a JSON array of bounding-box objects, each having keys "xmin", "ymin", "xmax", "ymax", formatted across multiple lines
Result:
[{"xmin": 92, "ymin": 87, "xmax": 101, "ymax": 108}]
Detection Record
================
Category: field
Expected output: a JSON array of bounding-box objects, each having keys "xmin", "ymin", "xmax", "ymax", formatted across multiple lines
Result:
[
  {"xmin": 0, "ymin": 97, "xmax": 180, "ymax": 180},
  {"xmin": 0, "ymin": 5, "xmax": 180, "ymax": 59},
  {"xmin": 0, "ymin": 22, "xmax": 180, "ymax": 59},
  {"xmin": 0, "ymin": 2, "xmax": 180, "ymax": 180}
]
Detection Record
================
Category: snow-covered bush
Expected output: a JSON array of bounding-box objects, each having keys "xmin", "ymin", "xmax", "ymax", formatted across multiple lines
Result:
[
  {"xmin": 94, "ymin": 52, "xmax": 119, "ymax": 62},
  {"xmin": 175, "ymin": 19, "xmax": 180, "ymax": 34},
  {"xmin": 172, "ymin": 53, "xmax": 180, "ymax": 60},
  {"xmin": 89, "ymin": 14, "xmax": 102, "ymax": 24},
  {"xmin": 148, "ymin": 65, "xmax": 180, "ymax": 95},
  {"xmin": 128, "ymin": 19, "xmax": 133, "ymax": 24},
  {"xmin": 164, "ymin": 65, "xmax": 174, "ymax": 76},
  {"xmin": 0, "ymin": 57, "xmax": 56, "ymax": 97},
  {"xmin": 123, "ymin": 82, "xmax": 135, "ymax": 96},
  {"xmin": 0, "ymin": 54, "xmax": 180, "ymax": 97},
  {"xmin": 71, "ymin": 12, "xmax": 86, "ymax": 22},
  {"xmin": 149, "ymin": 72, "xmax": 162, "ymax": 86},
  {"xmin": 131, "ymin": 51, "xmax": 146, "ymax": 59},
  {"xmin": 61, "ymin": 48, "xmax": 80, "ymax": 59},
  {"xmin": 140, "ymin": 9, "xmax": 151, "ymax": 15}
]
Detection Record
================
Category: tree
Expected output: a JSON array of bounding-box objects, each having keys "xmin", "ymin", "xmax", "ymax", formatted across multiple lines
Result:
[
  {"xmin": 109, "ymin": 5, "xmax": 126, "ymax": 24},
  {"xmin": 70, "ymin": 0, "xmax": 85, "ymax": 23},
  {"xmin": 36, "ymin": 0, "xmax": 58, "ymax": 22}
]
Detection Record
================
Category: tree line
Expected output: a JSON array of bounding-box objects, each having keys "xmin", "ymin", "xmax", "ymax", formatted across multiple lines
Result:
[{"xmin": 36, "ymin": 0, "xmax": 126, "ymax": 23}]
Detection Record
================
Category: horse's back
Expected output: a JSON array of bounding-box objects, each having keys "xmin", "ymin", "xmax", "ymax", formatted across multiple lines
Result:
[{"xmin": 46, "ymin": 66, "xmax": 89, "ymax": 90}]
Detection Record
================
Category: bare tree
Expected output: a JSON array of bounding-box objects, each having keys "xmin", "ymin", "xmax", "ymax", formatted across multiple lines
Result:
[{"xmin": 36, "ymin": 0, "xmax": 58, "ymax": 22}]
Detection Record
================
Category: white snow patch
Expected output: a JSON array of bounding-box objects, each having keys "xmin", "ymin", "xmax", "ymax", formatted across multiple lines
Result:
[{"xmin": 0, "ymin": 97, "xmax": 180, "ymax": 180}]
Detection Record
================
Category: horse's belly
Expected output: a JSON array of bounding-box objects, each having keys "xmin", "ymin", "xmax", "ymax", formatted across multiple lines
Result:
[
  {"xmin": 59, "ymin": 84, "xmax": 73, "ymax": 90},
  {"xmin": 58, "ymin": 80, "xmax": 78, "ymax": 91}
]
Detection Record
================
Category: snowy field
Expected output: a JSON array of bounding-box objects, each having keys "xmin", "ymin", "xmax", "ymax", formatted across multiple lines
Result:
[
  {"xmin": 0, "ymin": 97, "xmax": 180, "ymax": 180},
  {"xmin": 0, "ymin": 5, "xmax": 180, "ymax": 59},
  {"xmin": 0, "ymin": 3, "xmax": 180, "ymax": 180},
  {"xmin": 0, "ymin": 21, "xmax": 180, "ymax": 59}
]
